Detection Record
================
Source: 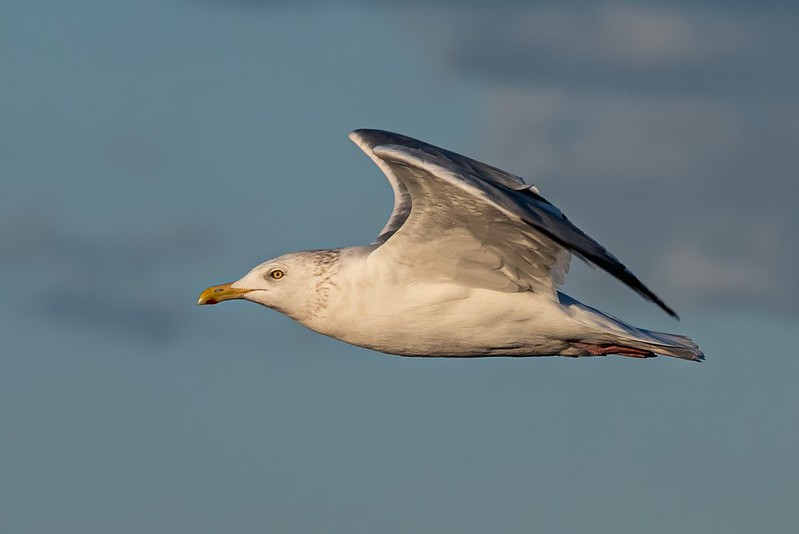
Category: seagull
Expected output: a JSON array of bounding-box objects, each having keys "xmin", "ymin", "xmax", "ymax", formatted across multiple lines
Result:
[{"xmin": 198, "ymin": 129, "xmax": 703, "ymax": 361}]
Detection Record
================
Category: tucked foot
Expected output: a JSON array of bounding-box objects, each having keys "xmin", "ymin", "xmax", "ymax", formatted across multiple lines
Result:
[{"xmin": 574, "ymin": 343, "xmax": 657, "ymax": 359}]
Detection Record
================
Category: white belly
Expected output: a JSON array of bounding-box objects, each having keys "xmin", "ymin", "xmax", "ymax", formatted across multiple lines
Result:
[{"xmin": 306, "ymin": 282, "xmax": 581, "ymax": 357}]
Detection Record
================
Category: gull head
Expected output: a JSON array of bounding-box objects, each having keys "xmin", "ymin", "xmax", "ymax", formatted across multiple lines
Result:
[{"xmin": 197, "ymin": 250, "xmax": 341, "ymax": 321}]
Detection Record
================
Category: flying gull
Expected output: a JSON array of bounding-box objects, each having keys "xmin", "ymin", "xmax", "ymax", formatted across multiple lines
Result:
[{"xmin": 198, "ymin": 129, "xmax": 703, "ymax": 361}]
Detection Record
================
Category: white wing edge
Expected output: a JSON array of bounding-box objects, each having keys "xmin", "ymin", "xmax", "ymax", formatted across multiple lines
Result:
[
  {"xmin": 349, "ymin": 131, "xmax": 412, "ymax": 245},
  {"xmin": 371, "ymin": 144, "xmax": 534, "ymax": 238}
]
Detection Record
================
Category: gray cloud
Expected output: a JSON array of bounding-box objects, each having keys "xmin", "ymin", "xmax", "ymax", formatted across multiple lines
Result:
[
  {"xmin": 404, "ymin": 4, "xmax": 798, "ymax": 96},
  {"xmin": 0, "ymin": 213, "xmax": 220, "ymax": 344}
]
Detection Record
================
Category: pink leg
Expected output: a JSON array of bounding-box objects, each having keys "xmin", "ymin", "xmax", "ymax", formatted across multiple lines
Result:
[{"xmin": 575, "ymin": 343, "xmax": 656, "ymax": 358}]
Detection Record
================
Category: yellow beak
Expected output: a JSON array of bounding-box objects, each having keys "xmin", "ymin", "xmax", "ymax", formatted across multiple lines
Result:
[{"xmin": 197, "ymin": 282, "xmax": 251, "ymax": 306}]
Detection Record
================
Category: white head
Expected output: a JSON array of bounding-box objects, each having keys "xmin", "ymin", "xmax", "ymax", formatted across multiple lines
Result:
[{"xmin": 197, "ymin": 250, "xmax": 341, "ymax": 323}]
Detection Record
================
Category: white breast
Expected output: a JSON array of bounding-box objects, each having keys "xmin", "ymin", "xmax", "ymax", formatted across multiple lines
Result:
[{"xmin": 306, "ymin": 259, "xmax": 577, "ymax": 357}]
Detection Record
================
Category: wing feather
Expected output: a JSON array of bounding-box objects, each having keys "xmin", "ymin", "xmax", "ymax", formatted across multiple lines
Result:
[{"xmin": 350, "ymin": 129, "xmax": 677, "ymax": 318}]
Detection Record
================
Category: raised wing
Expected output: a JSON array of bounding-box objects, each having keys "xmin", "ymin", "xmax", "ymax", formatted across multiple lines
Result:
[{"xmin": 350, "ymin": 129, "xmax": 678, "ymax": 318}]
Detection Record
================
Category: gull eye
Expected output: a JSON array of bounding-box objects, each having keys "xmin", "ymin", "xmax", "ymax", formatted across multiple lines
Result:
[{"xmin": 270, "ymin": 269, "xmax": 284, "ymax": 280}]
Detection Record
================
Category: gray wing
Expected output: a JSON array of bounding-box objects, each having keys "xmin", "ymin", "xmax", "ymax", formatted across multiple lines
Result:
[{"xmin": 349, "ymin": 129, "xmax": 678, "ymax": 318}]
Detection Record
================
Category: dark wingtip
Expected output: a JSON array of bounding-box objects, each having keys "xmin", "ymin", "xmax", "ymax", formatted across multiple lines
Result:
[
  {"xmin": 636, "ymin": 287, "xmax": 680, "ymax": 320},
  {"xmin": 644, "ymin": 280, "xmax": 680, "ymax": 319},
  {"xmin": 616, "ymin": 265, "xmax": 680, "ymax": 320},
  {"xmin": 662, "ymin": 303, "xmax": 680, "ymax": 321}
]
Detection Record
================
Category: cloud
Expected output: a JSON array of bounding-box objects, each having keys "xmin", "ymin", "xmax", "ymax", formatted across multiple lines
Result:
[
  {"xmin": 405, "ymin": 3, "xmax": 798, "ymax": 95},
  {"xmin": 0, "ymin": 212, "xmax": 221, "ymax": 344}
]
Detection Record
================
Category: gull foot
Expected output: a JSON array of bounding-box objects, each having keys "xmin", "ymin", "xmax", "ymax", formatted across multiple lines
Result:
[{"xmin": 574, "ymin": 343, "xmax": 656, "ymax": 359}]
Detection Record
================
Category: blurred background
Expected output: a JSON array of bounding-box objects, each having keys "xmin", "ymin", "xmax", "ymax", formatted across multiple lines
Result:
[{"xmin": 2, "ymin": 1, "xmax": 797, "ymax": 532}]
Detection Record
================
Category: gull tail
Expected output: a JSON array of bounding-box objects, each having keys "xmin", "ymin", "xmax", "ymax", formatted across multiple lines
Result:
[
  {"xmin": 559, "ymin": 293, "xmax": 704, "ymax": 362},
  {"xmin": 605, "ymin": 329, "xmax": 704, "ymax": 361}
]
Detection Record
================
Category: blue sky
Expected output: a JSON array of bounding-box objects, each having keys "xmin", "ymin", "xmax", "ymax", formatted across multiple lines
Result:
[{"xmin": 1, "ymin": 1, "xmax": 797, "ymax": 533}]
